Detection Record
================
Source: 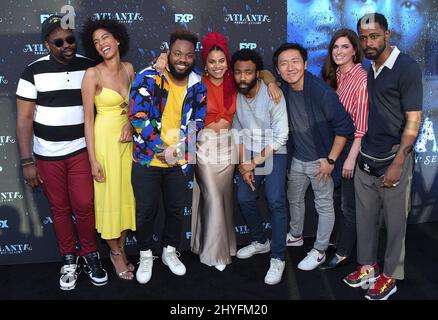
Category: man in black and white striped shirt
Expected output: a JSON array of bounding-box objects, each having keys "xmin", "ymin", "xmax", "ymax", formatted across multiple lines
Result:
[{"xmin": 16, "ymin": 15, "xmax": 107, "ymax": 290}]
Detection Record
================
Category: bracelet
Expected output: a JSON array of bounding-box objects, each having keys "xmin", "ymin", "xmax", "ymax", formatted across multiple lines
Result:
[
  {"xmin": 22, "ymin": 162, "xmax": 35, "ymax": 167},
  {"xmin": 21, "ymin": 157, "xmax": 34, "ymax": 167}
]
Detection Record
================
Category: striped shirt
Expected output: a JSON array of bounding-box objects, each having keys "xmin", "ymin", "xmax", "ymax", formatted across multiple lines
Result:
[
  {"xmin": 16, "ymin": 54, "xmax": 95, "ymax": 160},
  {"xmin": 336, "ymin": 63, "xmax": 368, "ymax": 138}
]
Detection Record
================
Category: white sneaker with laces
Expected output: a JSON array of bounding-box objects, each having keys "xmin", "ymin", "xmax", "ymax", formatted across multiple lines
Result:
[
  {"xmin": 236, "ymin": 240, "xmax": 270, "ymax": 259},
  {"xmin": 286, "ymin": 233, "xmax": 304, "ymax": 247},
  {"xmin": 136, "ymin": 249, "xmax": 156, "ymax": 284},
  {"xmin": 59, "ymin": 254, "xmax": 80, "ymax": 291},
  {"xmin": 59, "ymin": 264, "xmax": 79, "ymax": 290},
  {"xmin": 162, "ymin": 246, "xmax": 186, "ymax": 276},
  {"xmin": 264, "ymin": 258, "xmax": 285, "ymax": 285},
  {"xmin": 298, "ymin": 249, "xmax": 326, "ymax": 270}
]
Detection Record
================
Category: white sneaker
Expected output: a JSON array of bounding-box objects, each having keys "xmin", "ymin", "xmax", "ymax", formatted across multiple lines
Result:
[
  {"xmin": 162, "ymin": 246, "xmax": 186, "ymax": 276},
  {"xmin": 236, "ymin": 240, "xmax": 270, "ymax": 259},
  {"xmin": 59, "ymin": 254, "xmax": 80, "ymax": 291},
  {"xmin": 214, "ymin": 264, "xmax": 226, "ymax": 271},
  {"xmin": 264, "ymin": 258, "xmax": 285, "ymax": 285},
  {"xmin": 286, "ymin": 233, "xmax": 304, "ymax": 246},
  {"xmin": 298, "ymin": 249, "xmax": 326, "ymax": 271},
  {"xmin": 136, "ymin": 250, "xmax": 156, "ymax": 284}
]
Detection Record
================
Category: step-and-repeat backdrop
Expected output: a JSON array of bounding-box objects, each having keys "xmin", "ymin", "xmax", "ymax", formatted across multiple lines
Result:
[{"xmin": 1, "ymin": 0, "xmax": 437, "ymax": 265}]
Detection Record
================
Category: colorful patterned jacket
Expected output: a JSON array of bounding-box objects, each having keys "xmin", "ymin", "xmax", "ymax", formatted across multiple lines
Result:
[{"xmin": 128, "ymin": 66, "xmax": 207, "ymax": 173}]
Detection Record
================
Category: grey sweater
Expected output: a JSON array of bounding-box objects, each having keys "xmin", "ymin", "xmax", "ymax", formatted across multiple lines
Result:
[{"xmin": 233, "ymin": 81, "xmax": 289, "ymax": 154}]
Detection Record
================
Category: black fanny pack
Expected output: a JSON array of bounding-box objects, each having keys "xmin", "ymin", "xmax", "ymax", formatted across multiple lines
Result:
[{"xmin": 358, "ymin": 148, "xmax": 397, "ymax": 177}]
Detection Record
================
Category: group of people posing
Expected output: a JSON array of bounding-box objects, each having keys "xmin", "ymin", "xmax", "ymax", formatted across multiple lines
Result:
[{"xmin": 16, "ymin": 12, "xmax": 422, "ymax": 301}]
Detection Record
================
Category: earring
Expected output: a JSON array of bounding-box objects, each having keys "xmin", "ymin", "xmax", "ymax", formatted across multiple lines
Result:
[
  {"xmin": 117, "ymin": 42, "xmax": 120, "ymax": 46},
  {"xmin": 204, "ymin": 66, "xmax": 208, "ymax": 76}
]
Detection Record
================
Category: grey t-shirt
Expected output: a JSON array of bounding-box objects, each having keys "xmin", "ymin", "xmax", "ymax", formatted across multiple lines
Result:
[{"xmin": 287, "ymin": 87, "xmax": 318, "ymax": 161}]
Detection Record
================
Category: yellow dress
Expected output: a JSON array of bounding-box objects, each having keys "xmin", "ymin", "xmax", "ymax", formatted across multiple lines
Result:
[{"xmin": 93, "ymin": 87, "xmax": 136, "ymax": 239}]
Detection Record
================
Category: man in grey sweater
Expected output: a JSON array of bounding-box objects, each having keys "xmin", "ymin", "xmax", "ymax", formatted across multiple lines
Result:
[{"xmin": 231, "ymin": 49, "xmax": 289, "ymax": 285}]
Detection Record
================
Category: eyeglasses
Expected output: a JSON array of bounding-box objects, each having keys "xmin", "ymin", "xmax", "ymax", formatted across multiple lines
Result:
[{"xmin": 51, "ymin": 36, "xmax": 76, "ymax": 48}]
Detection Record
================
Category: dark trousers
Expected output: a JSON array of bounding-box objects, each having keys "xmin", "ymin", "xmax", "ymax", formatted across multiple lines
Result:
[
  {"xmin": 335, "ymin": 176, "xmax": 357, "ymax": 257},
  {"xmin": 131, "ymin": 162, "xmax": 190, "ymax": 251},
  {"xmin": 354, "ymin": 152, "xmax": 414, "ymax": 280},
  {"xmin": 36, "ymin": 151, "xmax": 97, "ymax": 256}
]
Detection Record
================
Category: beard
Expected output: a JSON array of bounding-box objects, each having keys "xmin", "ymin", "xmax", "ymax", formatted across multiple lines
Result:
[
  {"xmin": 51, "ymin": 48, "xmax": 76, "ymax": 65},
  {"xmin": 364, "ymin": 42, "xmax": 386, "ymax": 60},
  {"xmin": 236, "ymin": 77, "xmax": 258, "ymax": 95},
  {"xmin": 168, "ymin": 59, "xmax": 194, "ymax": 81}
]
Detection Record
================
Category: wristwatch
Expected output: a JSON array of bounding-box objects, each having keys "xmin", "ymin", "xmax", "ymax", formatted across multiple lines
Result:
[{"xmin": 326, "ymin": 157, "xmax": 336, "ymax": 165}]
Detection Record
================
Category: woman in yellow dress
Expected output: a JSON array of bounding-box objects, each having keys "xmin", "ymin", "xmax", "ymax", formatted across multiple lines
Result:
[{"xmin": 81, "ymin": 18, "xmax": 136, "ymax": 280}]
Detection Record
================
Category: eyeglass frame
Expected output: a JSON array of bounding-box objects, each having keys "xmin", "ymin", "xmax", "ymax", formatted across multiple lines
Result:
[{"xmin": 50, "ymin": 35, "xmax": 76, "ymax": 48}]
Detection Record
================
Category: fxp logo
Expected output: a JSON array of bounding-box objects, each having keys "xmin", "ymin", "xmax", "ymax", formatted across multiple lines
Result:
[
  {"xmin": 40, "ymin": 14, "xmax": 51, "ymax": 24},
  {"xmin": 240, "ymin": 43, "xmax": 257, "ymax": 50},
  {"xmin": 0, "ymin": 76, "xmax": 8, "ymax": 85},
  {"xmin": 175, "ymin": 13, "xmax": 193, "ymax": 23},
  {"xmin": 0, "ymin": 220, "xmax": 8, "ymax": 229}
]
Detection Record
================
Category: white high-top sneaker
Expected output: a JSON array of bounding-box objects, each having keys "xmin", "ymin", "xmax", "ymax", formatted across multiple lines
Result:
[
  {"xmin": 162, "ymin": 246, "xmax": 186, "ymax": 276},
  {"xmin": 136, "ymin": 250, "xmax": 156, "ymax": 284},
  {"xmin": 59, "ymin": 254, "xmax": 80, "ymax": 290}
]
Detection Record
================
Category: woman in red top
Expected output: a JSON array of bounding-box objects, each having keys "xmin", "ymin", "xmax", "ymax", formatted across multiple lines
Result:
[
  {"xmin": 193, "ymin": 33, "xmax": 282, "ymax": 271},
  {"xmin": 156, "ymin": 32, "xmax": 280, "ymax": 271},
  {"xmin": 190, "ymin": 33, "xmax": 238, "ymax": 271},
  {"xmin": 321, "ymin": 28, "xmax": 369, "ymax": 269}
]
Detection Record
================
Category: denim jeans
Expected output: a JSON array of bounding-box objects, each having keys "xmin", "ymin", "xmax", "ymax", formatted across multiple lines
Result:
[
  {"xmin": 287, "ymin": 157, "xmax": 335, "ymax": 251},
  {"xmin": 236, "ymin": 153, "xmax": 288, "ymax": 260}
]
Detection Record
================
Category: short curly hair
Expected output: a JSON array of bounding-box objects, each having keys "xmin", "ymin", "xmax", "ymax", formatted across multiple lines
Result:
[
  {"xmin": 231, "ymin": 49, "xmax": 264, "ymax": 71},
  {"xmin": 81, "ymin": 17, "xmax": 130, "ymax": 63}
]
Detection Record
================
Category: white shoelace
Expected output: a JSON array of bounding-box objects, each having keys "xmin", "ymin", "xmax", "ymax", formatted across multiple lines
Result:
[
  {"xmin": 166, "ymin": 251, "xmax": 182, "ymax": 266},
  {"xmin": 60, "ymin": 264, "xmax": 77, "ymax": 283},
  {"xmin": 139, "ymin": 256, "xmax": 157, "ymax": 272}
]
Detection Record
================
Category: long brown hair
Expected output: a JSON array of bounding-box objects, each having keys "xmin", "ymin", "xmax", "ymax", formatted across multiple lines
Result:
[{"xmin": 322, "ymin": 28, "xmax": 363, "ymax": 90}]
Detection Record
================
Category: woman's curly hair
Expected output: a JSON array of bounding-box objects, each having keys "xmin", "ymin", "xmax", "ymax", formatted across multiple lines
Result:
[{"xmin": 81, "ymin": 17, "xmax": 130, "ymax": 63}]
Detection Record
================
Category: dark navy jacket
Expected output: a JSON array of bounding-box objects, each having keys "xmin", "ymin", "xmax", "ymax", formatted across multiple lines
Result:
[{"xmin": 281, "ymin": 71, "xmax": 355, "ymax": 186}]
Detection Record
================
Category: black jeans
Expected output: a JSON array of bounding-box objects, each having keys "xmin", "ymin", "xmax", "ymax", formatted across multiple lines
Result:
[
  {"xmin": 131, "ymin": 162, "xmax": 190, "ymax": 251},
  {"xmin": 335, "ymin": 176, "xmax": 357, "ymax": 257}
]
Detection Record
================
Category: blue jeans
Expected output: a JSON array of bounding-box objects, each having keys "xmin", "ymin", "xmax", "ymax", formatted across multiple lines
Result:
[{"xmin": 236, "ymin": 154, "xmax": 288, "ymax": 260}]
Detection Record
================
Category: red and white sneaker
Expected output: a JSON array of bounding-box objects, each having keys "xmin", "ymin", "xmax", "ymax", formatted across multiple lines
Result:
[
  {"xmin": 286, "ymin": 233, "xmax": 304, "ymax": 247},
  {"xmin": 365, "ymin": 274, "xmax": 397, "ymax": 300},
  {"xmin": 343, "ymin": 263, "xmax": 380, "ymax": 288}
]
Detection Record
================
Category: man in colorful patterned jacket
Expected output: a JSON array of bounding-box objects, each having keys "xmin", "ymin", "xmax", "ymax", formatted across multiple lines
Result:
[{"xmin": 128, "ymin": 29, "xmax": 207, "ymax": 284}]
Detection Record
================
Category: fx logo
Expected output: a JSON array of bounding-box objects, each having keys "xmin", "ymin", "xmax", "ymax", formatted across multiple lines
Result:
[
  {"xmin": 240, "ymin": 43, "xmax": 257, "ymax": 50},
  {"xmin": 175, "ymin": 13, "xmax": 193, "ymax": 23},
  {"xmin": 0, "ymin": 220, "xmax": 8, "ymax": 229}
]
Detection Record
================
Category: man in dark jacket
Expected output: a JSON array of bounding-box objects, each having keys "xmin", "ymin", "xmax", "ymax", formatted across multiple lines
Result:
[{"xmin": 273, "ymin": 42, "xmax": 354, "ymax": 271}]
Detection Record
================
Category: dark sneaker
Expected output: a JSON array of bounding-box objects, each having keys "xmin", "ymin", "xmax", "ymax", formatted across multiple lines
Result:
[
  {"xmin": 365, "ymin": 274, "xmax": 397, "ymax": 300},
  {"xmin": 59, "ymin": 254, "xmax": 80, "ymax": 291},
  {"xmin": 319, "ymin": 254, "xmax": 349, "ymax": 270},
  {"xmin": 343, "ymin": 263, "xmax": 380, "ymax": 288},
  {"xmin": 83, "ymin": 251, "xmax": 108, "ymax": 286}
]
